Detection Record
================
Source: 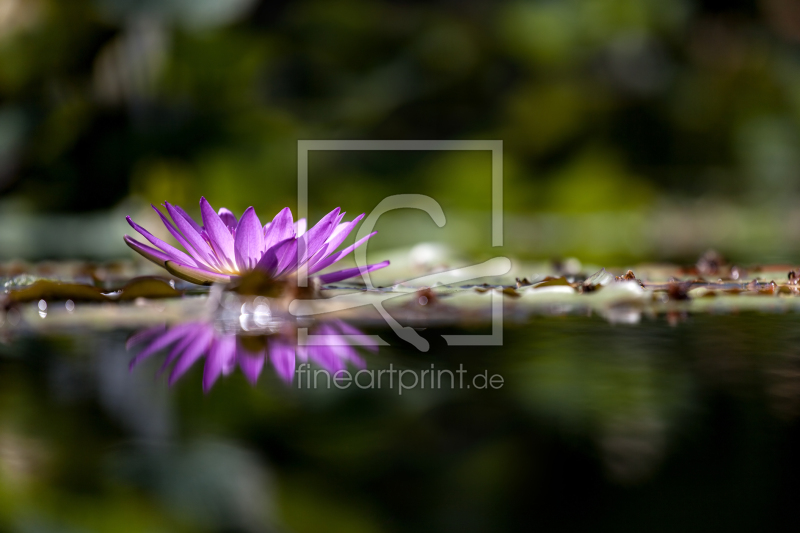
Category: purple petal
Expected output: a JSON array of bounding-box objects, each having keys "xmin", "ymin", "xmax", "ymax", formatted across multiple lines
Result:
[
  {"xmin": 165, "ymin": 202, "xmax": 222, "ymax": 270},
  {"xmin": 172, "ymin": 204, "xmax": 204, "ymax": 234},
  {"xmin": 333, "ymin": 211, "xmax": 346, "ymax": 231},
  {"xmin": 152, "ymin": 205, "xmax": 212, "ymax": 269},
  {"xmin": 297, "ymin": 245, "xmax": 329, "ymax": 279},
  {"xmin": 200, "ymin": 197, "xmax": 236, "ymax": 270},
  {"xmin": 236, "ymin": 340, "xmax": 265, "ymax": 385},
  {"xmin": 203, "ymin": 335, "xmax": 236, "ymax": 392},
  {"xmin": 124, "ymin": 235, "xmax": 174, "ymax": 267},
  {"xmin": 315, "ymin": 324, "xmax": 365, "ymax": 369},
  {"xmin": 269, "ymin": 340, "xmax": 296, "ymax": 383},
  {"xmin": 309, "ymin": 231, "xmax": 377, "ymax": 274},
  {"xmin": 159, "ymin": 331, "xmax": 198, "ymax": 374},
  {"xmin": 169, "ymin": 327, "xmax": 214, "ymax": 386},
  {"xmin": 306, "ymin": 325, "xmax": 346, "ymax": 373},
  {"xmin": 164, "ymin": 261, "xmax": 232, "ymax": 285},
  {"xmin": 126, "ymin": 216, "xmax": 198, "ymax": 267},
  {"xmin": 306, "ymin": 344, "xmax": 346, "ymax": 374},
  {"xmin": 315, "ymin": 213, "xmax": 364, "ymax": 261},
  {"xmin": 298, "ymin": 208, "xmax": 340, "ymax": 264},
  {"xmin": 264, "ymin": 207, "xmax": 294, "ymax": 250},
  {"xmin": 317, "ymin": 261, "xmax": 390, "ymax": 284},
  {"xmin": 294, "ymin": 219, "xmax": 307, "ymax": 237},
  {"xmin": 333, "ymin": 343, "xmax": 365, "ymax": 369},
  {"xmin": 296, "ymin": 345, "xmax": 308, "ymax": 363},
  {"xmin": 218, "ymin": 207, "xmax": 238, "ymax": 230},
  {"xmin": 129, "ymin": 323, "xmax": 199, "ymax": 369},
  {"xmin": 125, "ymin": 324, "xmax": 167, "ymax": 351},
  {"xmin": 332, "ymin": 320, "xmax": 379, "ymax": 353},
  {"xmin": 306, "ymin": 346, "xmax": 338, "ymax": 373},
  {"xmin": 275, "ymin": 238, "xmax": 300, "ymax": 276},
  {"xmin": 255, "ymin": 236, "xmax": 294, "ymax": 276},
  {"xmin": 223, "ymin": 351, "xmax": 236, "ymax": 375},
  {"xmin": 328, "ymin": 338, "xmax": 366, "ymax": 369},
  {"xmin": 234, "ymin": 207, "xmax": 265, "ymax": 272}
]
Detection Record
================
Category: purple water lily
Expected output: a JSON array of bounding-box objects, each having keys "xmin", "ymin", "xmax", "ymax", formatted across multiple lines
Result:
[
  {"xmin": 124, "ymin": 198, "xmax": 389, "ymax": 285},
  {"xmin": 127, "ymin": 319, "xmax": 376, "ymax": 392}
]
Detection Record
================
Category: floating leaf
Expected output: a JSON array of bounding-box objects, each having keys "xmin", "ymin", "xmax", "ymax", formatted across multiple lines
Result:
[
  {"xmin": 5, "ymin": 280, "xmax": 108, "ymax": 304},
  {"xmin": 533, "ymin": 276, "xmax": 572, "ymax": 288},
  {"xmin": 117, "ymin": 277, "xmax": 183, "ymax": 301},
  {"xmin": 500, "ymin": 287, "xmax": 521, "ymax": 298}
]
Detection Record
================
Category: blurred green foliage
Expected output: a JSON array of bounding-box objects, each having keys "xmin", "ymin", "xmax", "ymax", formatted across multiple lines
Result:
[
  {"xmin": 2, "ymin": 0, "xmax": 800, "ymax": 212},
  {"xmin": 2, "ymin": 0, "xmax": 800, "ymax": 264}
]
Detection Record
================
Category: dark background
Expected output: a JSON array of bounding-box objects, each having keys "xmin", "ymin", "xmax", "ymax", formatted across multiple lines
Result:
[
  {"xmin": 4, "ymin": 315, "xmax": 800, "ymax": 532},
  {"xmin": 2, "ymin": 2, "xmax": 800, "ymax": 531},
  {"xmin": 1, "ymin": 0, "xmax": 800, "ymax": 264}
]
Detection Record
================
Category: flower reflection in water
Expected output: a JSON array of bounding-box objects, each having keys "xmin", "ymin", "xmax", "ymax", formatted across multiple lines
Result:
[{"xmin": 127, "ymin": 296, "xmax": 378, "ymax": 392}]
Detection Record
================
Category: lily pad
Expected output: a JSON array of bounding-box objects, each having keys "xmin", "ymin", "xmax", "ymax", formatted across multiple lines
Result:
[
  {"xmin": 117, "ymin": 277, "xmax": 183, "ymax": 301},
  {"xmin": 532, "ymin": 276, "xmax": 572, "ymax": 288},
  {"xmin": 5, "ymin": 280, "xmax": 108, "ymax": 304}
]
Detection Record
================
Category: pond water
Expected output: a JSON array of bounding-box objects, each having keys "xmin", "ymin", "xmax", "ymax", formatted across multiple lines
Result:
[{"xmin": 1, "ymin": 289, "xmax": 799, "ymax": 532}]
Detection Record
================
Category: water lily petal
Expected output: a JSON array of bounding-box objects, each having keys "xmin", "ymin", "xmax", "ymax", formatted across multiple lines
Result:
[
  {"xmin": 234, "ymin": 207, "xmax": 264, "ymax": 271},
  {"xmin": 165, "ymin": 202, "xmax": 222, "ymax": 270},
  {"xmin": 309, "ymin": 231, "xmax": 377, "ymax": 274},
  {"xmin": 203, "ymin": 335, "xmax": 236, "ymax": 392},
  {"xmin": 255, "ymin": 236, "xmax": 294, "ymax": 276},
  {"xmin": 200, "ymin": 197, "xmax": 236, "ymax": 270},
  {"xmin": 306, "ymin": 342, "xmax": 345, "ymax": 374},
  {"xmin": 333, "ymin": 320, "xmax": 380, "ymax": 353},
  {"xmin": 269, "ymin": 340, "xmax": 296, "ymax": 383},
  {"xmin": 296, "ymin": 344, "xmax": 308, "ymax": 363},
  {"xmin": 124, "ymin": 235, "xmax": 174, "ymax": 267},
  {"xmin": 153, "ymin": 204, "xmax": 213, "ymax": 269},
  {"xmin": 320, "ymin": 213, "xmax": 364, "ymax": 256},
  {"xmin": 275, "ymin": 238, "xmax": 300, "ymax": 276},
  {"xmin": 159, "ymin": 331, "xmax": 197, "ymax": 375},
  {"xmin": 237, "ymin": 340, "xmax": 265, "ymax": 385},
  {"xmin": 125, "ymin": 324, "xmax": 167, "ymax": 351},
  {"xmin": 217, "ymin": 207, "xmax": 238, "ymax": 230},
  {"xmin": 317, "ymin": 260, "xmax": 390, "ymax": 284},
  {"xmin": 333, "ymin": 211, "xmax": 346, "ymax": 230},
  {"xmin": 165, "ymin": 261, "xmax": 232, "ymax": 285},
  {"xmin": 126, "ymin": 216, "xmax": 198, "ymax": 267},
  {"xmin": 299, "ymin": 208, "xmax": 340, "ymax": 263},
  {"xmin": 129, "ymin": 322, "xmax": 200, "ymax": 369},
  {"xmin": 264, "ymin": 207, "xmax": 294, "ymax": 251},
  {"xmin": 294, "ymin": 218, "xmax": 307, "ymax": 237},
  {"xmin": 223, "ymin": 350, "xmax": 236, "ymax": 375},
  {"xmin": 172, "ymin": 204, "xmax": 204, "ymax": 234},
  {"xmin": 169, "ymin": 327, "xmax": 214, "ymax": 386},
  {"xmin": 313, "ymin": 324, "xmax": 363, "ymax": 372}
]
